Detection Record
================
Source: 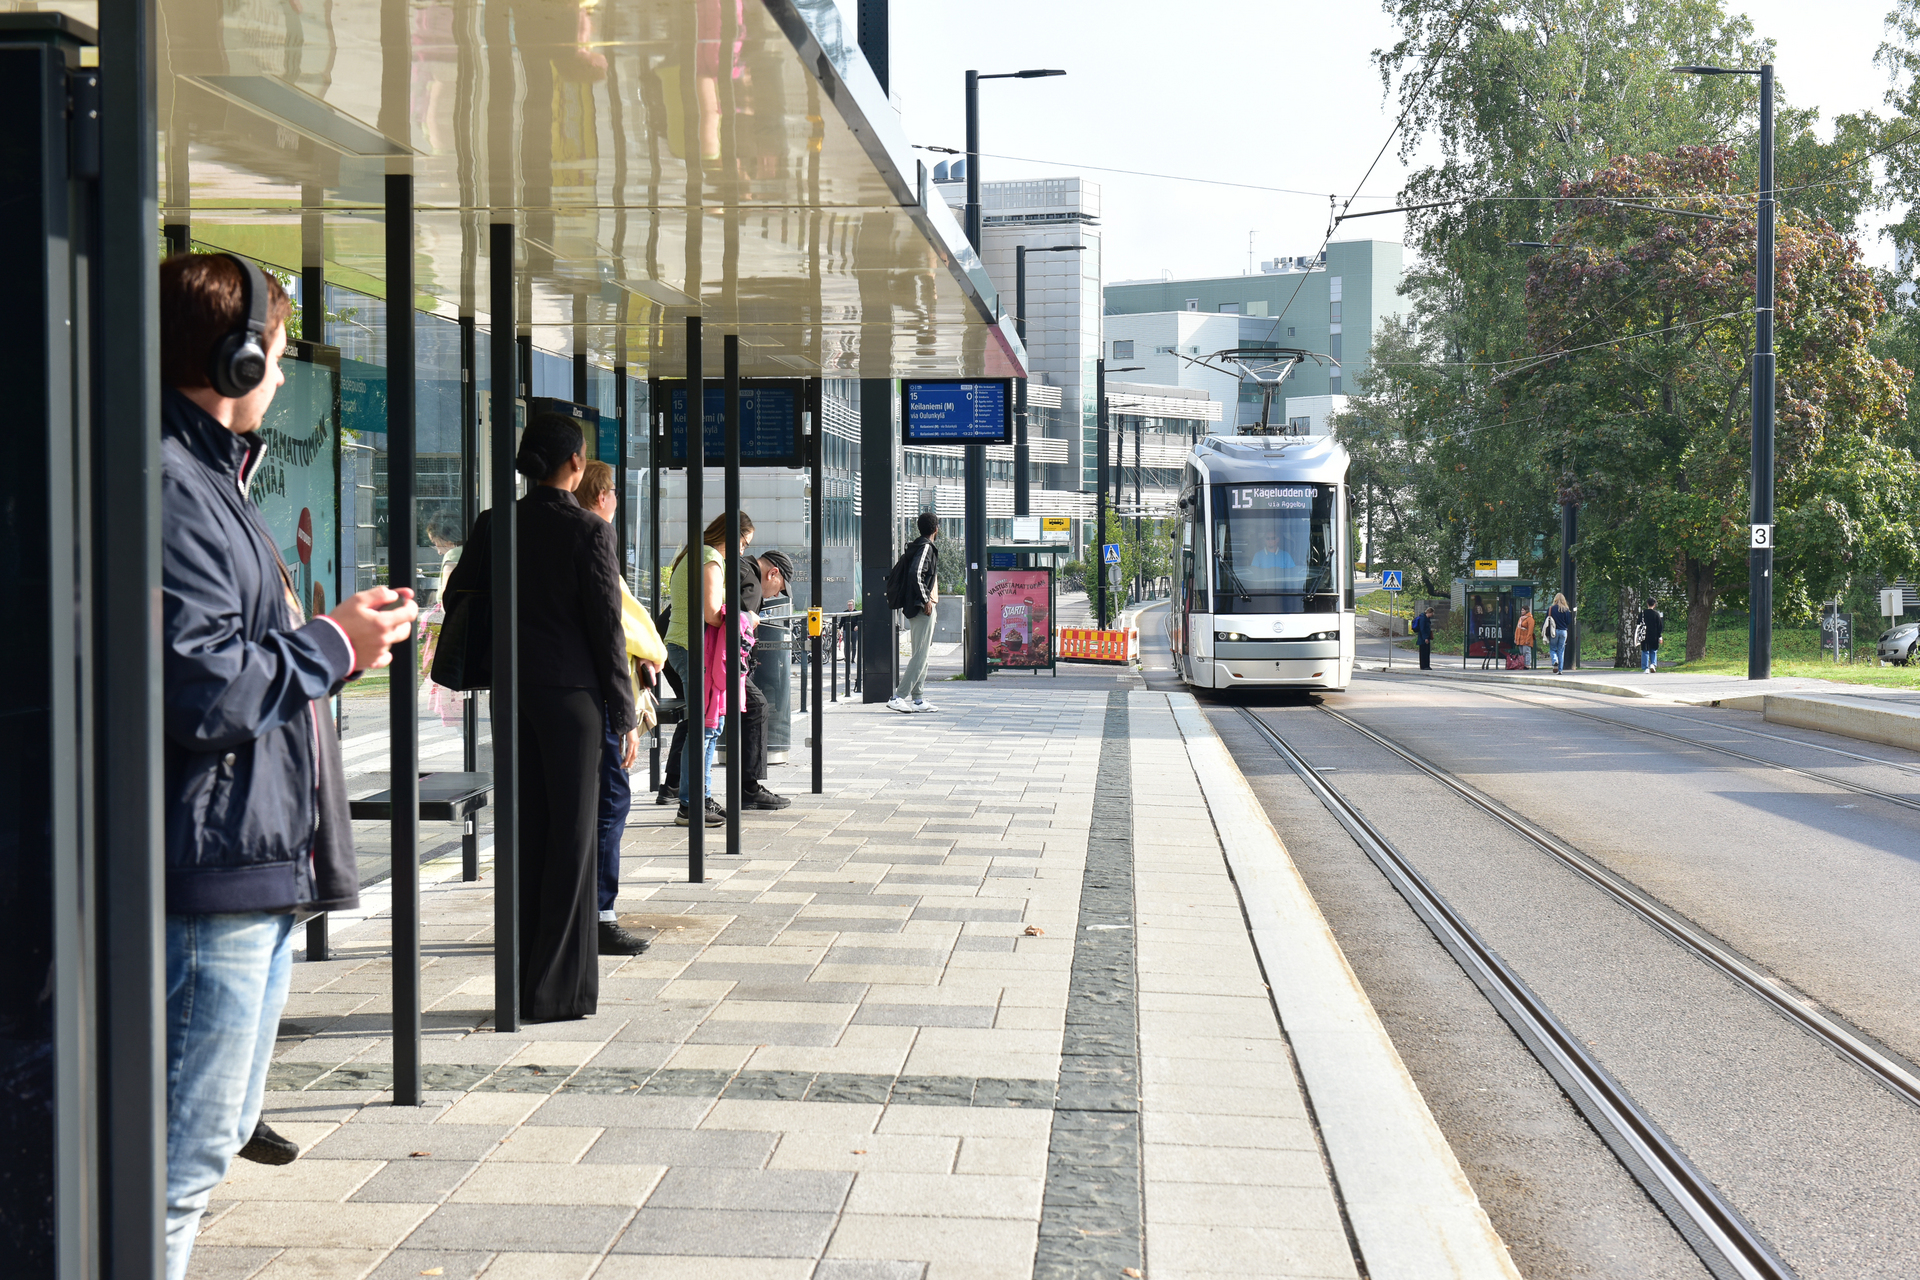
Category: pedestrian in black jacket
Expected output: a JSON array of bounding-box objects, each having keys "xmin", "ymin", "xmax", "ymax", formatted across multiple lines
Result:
[
  {"xmin": 448, "ymin": 412, "xmax": 636, "ymax": 1020},
  {"xmin": 1639, "ymin": 601, "xmax": 1666, "ymax": 672},
  {"xmin": 159, "ymin": 253, "xmax": 416, "ymax": 1280},
  {"xmin": 887, "ymin": 512, "xmax": 942, "ymax": 713}
]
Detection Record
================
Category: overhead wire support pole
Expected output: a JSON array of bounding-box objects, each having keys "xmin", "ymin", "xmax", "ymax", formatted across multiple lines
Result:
[
  {"xmin": 685, "ymin": 316, "xmax": 705, "ymax": 882},
  {"xmin": 724, "ymin": 335, "xmax": 743, "ymax": 857},
  {"xmin": 387, "ymin": 172, "xmax": 422, "ymax": 1108},
  {"xmin": 488, "ymin": 221, "xmax": 520, "ymax": 1033},
  {"xmin": 1015, "ymin": 245, "xmax": 1028, "ymax": 519},
  {"xmin": 809, "ymin": 380, "xmax": 824, "ymax": 795},
  {"xmin": 1751, "ymin": 63, "xmax": 1775, "ymax": 681},
  {"xmin": 1096, "ymin": 357, "xmax": 1107, "ymax": 630}
]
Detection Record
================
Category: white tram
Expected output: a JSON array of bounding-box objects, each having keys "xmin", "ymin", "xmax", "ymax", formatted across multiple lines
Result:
[{"xmin": 1169, "ymin": 432, "xmax": 1356, "ymax": 692}]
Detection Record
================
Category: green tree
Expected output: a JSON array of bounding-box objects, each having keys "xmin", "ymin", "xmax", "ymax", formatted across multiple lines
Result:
[{"xmin": 1517, "ymin": 146, "xmax": 1918, "ymax": 660}]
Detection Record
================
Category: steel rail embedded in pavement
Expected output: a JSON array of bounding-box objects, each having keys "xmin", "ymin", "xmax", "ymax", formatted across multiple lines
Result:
[{"xmin": 1235, "ymin": 706, "xmax": 1798, "ymax": 1280}]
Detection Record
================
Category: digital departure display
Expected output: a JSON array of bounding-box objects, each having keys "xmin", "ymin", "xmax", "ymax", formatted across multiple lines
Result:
[
  {"xmin": 902, "ymin": 379, "xmax": 1014, "ymax": 444},
  {"xmin": 660, "ymin": 380, "xmax": 806, "ymax": 469}
]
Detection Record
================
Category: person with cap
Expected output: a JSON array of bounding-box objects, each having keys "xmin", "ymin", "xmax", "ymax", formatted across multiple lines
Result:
[{"xmin": 738, "ymin": 547, "xmax": 795, "ymax": 810}]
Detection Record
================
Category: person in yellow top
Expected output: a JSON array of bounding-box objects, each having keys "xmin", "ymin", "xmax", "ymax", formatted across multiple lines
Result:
[{"xmin": 576, "ymin": 462, "xmax": 666, "ymax": 954}]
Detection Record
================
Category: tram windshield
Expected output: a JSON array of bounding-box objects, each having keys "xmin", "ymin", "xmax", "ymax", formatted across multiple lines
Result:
[{"xmin": 1210, "ymin": 482, "xmax": 1338, "ymax": 612}]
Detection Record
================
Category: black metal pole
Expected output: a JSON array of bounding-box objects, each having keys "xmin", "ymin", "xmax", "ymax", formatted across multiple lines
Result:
[
  {"xmin": 459, "ymin": 313, "xmax": 479, "ymax": 881},
  {"xmin": 964, "ymin": 70, "xmax": 980, "ymax": 251},
  {"xmin": 723, "ymin": 335, "xmax": 742, "ymax": 855},
  {"xmin": 810, "ymin": 380, "xmax": 824, "ymax": 794},
  {"xmin": 1095, "ymin": 357, "xmax": 1108, "ymax": 629},
  {"xmin": 95, "ymin": 0, "xmax": 166, "ymax": 1258},
  {"xmin": 685, "ymin": 316, "xmax": 705, "ymax": 881},
  {"xmin": 1561, "ymin": 498, "xmax": 1579, "ymax": 670},
  {"xmin": 859, "ymin": 381, "xmax": 894, "ymax": 702},
  {"xmin": 649, "ymin": 391, "xmax": 661, "ymax": 793},
  {"xmin": 488, "ymin": 222, "xmax": 520, "ymax": 1033},
  {"xmin": 1750, "ymin": 63, "xmax": 1775, "ymax": 681},
  {"xmin": 1015, "ymin": 246, "xmax": 1029, "ymax": 518},
  {"xmin": 615, "ymin": 364, "xmax": 628, "ymax": 575},
  {"xmin": 1134, "ymin": 413, "xmax": 1142, "ymax": 602},
  {"xmin": 386, "ymin": 174, "xmax": 421, "ymax": 1106},
  {"xmin": 965, "ymin": 444, "xmax": 987, "ymax": 679}
]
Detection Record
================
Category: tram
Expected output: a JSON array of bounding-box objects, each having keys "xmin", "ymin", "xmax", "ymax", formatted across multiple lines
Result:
[{"xmin": 1168, "ymin": 431, "xmax": 1356, "ymax": 692}]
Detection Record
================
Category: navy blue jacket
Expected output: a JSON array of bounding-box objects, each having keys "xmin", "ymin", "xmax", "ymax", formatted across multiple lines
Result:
[
  {"xmin": 1411, "ymin": 612, "xmax": 1433, "ymax": 642},
  {"xmin": 162, "ymin": 389, "xmax": 358, "ymax": 914}
]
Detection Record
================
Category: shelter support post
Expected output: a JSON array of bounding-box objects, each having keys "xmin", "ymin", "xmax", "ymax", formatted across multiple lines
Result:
[
  {"xmin": 724, "ymin": 335, "xmax": 743, "ymax": 857},
  {"xmin": 488, "ymin": 222, "xmax": 520, "ymax": 1033},
  {"xmin": 859, "ymin": 379, "xmax": 894, "ymax": 701},
  {"xmin": 685, "ymin": 317, "xmax": 706, "ymax": 882},
  {"xmin": 387, "ymin": 173, "xmax": 422, "ymax": 1106},
  {"xmin": 809, "ymin": 380, "xmax": 824, "ymax": 794}
]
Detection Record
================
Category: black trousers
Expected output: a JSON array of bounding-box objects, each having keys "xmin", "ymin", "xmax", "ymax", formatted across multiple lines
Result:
[
  {"xmin": 663, "ymin": 665, "xmax": 767, "ymax": 792},
  {"xmin": 1418, "ymin": 641, "xmax": 1432, "ymax": 669},
  {"xmin": 517, "ymin": 686, "xmax": 603, "ymax": 1022}
]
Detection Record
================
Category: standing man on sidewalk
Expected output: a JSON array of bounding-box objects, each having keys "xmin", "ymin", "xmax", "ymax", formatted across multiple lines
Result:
[
  {"xmin": 887, "ymin": 512, "xmax": 941, "ymax": 713},
  {"xmin": 159, "ymin": 253, "xmax": 417, "ymax": 1280},
  {"xmin": 1411, "ymin": 606, "xmax": 1435, "ymax": 670}
]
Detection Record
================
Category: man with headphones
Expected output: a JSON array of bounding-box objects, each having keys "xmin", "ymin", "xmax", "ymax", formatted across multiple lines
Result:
[{"xmin": 159, "ymin": 252, "xmax": 417, "ymax": 1280}]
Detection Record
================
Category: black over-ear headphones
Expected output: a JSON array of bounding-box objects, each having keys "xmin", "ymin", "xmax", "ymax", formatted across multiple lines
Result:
[{"xmin": 208, "ymin": 253, "xmax": 271, "ymax": 398}]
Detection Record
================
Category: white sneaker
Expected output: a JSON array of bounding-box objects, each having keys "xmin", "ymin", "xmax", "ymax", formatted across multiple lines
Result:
[
  {"xmin": 912, "ymin": 700, "xmax": 938, "ymax": 713},
  {"xmin": 886, "ymin": 697, "xmax": 914, "ymax": 713}
]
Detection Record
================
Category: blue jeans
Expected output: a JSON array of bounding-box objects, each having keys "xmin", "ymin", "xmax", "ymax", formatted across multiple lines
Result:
[
  {"xmin": 165, "ymin": 911, "xmax": 294, "ymax": 1280},
  {"xmin": 679, "ymin": 716, "xmax": 724, "ymax": 808},
  {"xmin": 1642, "ymin": 647, "xmax": 1659, "ymax": 671},
  {"xmin": 597, "ymin": 705, "xmax": 632, "ymax": 917},
  {"xmin": 1549, "ymin": 633, "xmax": 1567, "ymax": 670}
]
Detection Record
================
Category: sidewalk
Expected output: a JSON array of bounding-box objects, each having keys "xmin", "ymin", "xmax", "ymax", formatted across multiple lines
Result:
[{"xmin": 190, "ymin": 667, "xmax": 1511, "ymax": 1280}]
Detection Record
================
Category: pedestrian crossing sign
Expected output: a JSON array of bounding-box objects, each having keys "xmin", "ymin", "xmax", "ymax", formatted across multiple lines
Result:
[
  {"xmin": 1381, "ymin": 570, "xmax": 1403, "ymax": 591},
  {"xmin": 1103, "ymin": 543, "xmax": 1121, "ymax": 565}
]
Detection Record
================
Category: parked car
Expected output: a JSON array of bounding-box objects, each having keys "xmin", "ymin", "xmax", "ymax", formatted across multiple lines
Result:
[{"xmin": 1879, "ymin": 620, "xmax": 1919, "ymax": 665}]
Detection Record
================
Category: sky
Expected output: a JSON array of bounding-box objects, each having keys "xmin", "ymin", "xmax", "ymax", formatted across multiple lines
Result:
[{"xmin": 871, "ymin": 0, "xmax": 1905, "ymax": 283}]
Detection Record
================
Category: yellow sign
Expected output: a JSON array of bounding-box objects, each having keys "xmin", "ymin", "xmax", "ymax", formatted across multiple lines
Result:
[
  {"xmin": 1042, "ymin": 516, "xmax": 1071, "ymax": 531},
  {"xmin": 1474, "ymin": 559, "xmax": 1497, "ymax": 571},
  {"xmin": 807, "ymin": 607, "xmax": 823, "ymax": 637}
]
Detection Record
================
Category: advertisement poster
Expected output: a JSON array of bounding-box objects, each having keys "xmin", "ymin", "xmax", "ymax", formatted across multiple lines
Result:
[
  {"xmin": 987, "ymin": 567, "xmax": 1051, "ymax": 668},
  {"xmin": 254, "ymin": 353, "xmax": 340, "ymax": 621}
]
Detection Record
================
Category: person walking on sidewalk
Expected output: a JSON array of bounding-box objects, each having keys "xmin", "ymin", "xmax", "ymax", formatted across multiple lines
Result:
[
  {"xmin": 887, "ymin": 512, "xmax": 941, "ymax": 713},
  {"xmin": 1639, "ymin": 600, "xmax": 1666, "ymax": 672},
  {"xmin": 661, "ymin": 513, "xmax": 757, "ymax": 826},
  {"xmin": 1546, "ymin": 592, "xmax": 1574, "ymax": 674},
  {"xmin": 159, "ymin": 253, "xmax": 417, "ymax": 1280},
  {"xmin": 576, "ymin": 460, "xmax": 664, "ymax": 955},
  {"xmin": 1411, "ymin": 606, "xmax": 1435, "ymax": 669}
]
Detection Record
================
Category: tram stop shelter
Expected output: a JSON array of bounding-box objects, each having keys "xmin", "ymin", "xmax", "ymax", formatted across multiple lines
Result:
[
  {"xmin": 1459, "ymin": 577, "xmax": 1538, "ymax": 669},
  {"xmin": 1, "ymin": 0, "xmax": 1024, "ymax": 1269}
]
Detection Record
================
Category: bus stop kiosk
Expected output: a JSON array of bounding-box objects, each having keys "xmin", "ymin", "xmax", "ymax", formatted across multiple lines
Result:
[
  {"xmin": 985, "ymin": 543, "xmax": 1065, "ymax": 675},
  {"xmin": 1462, "ymin": 572, "xmax": 1537, "ymax": 669}
]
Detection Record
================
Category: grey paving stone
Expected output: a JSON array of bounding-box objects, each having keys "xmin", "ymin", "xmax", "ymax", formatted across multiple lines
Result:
[
  {"xmin": 646, "ymin": 1166, "xmax": 853, "ymax": 1213},
  {"xmin": 404, "ymin": 1203, "xmax": 632, "ymax": 1253},
  {"xmin": 583, "ymin": 1126, "xmax": 780, "ymax": 1169},
  {"xmin": 723, "ymin": 1071, "xmax": 817, "ymax": 1101},
  {"xmin": 306, "ymin": 1122, "xmax": 506, "ymax": 1161},
  {"xmin": 784, "ymin": 917, "xmax": 906, "ymax": 934},
  {"xmin": 726, "ymin": 983, "xmax": 870, "ymax": 1004},
  {"xmin": 973, "ymin": 1078, "xmax": 1058, "ymax": 1109},
  {"xmin": 952, "ymin": 936, "xmax": 1016, "ymax": 953},
  {"xmin": 635, "ymin": 1068, "xmax": 735, "ymax": 1096},
  {"xmin": 793, "ymin": 893, "xmax": 924, "ymax": 907},
  {"xmin": 366, "ymin": 1249, "xmax": 492, "ymax": 1280},
  {"xmin": 561, "ymin": 1066, "xmax": 656, "ymax": 1094},
  {"xmin": 472, "ymin": 1063, "xmax": 570, "ymax": 1093},
  {"xmin": 526, "ymin": 1092, "xmax": 713, "ymax": 1129},
  {"xmin": 307, "ymin": 1065, "xmax": 394, "ymax": 1091},
  {"xmin": 349, "ymin": 1157, "xmax": 480, "ymax": 1202},
  {"xmin": 908, "ymin": 907, "xmax": 1024, "ymax": 923},
  {"xmin": 850, "ymin": 1004, "xmax": 994, "ymax": 1029},
  {"xmin": 264, "ymin": 1061, "xmax": 331, "ymax": 1090},
  {"xmin": 681, "ymin": 963, "xmax": 830, "ymax": 984},
  {"xmin": 819, "ymin": 948, "xmax": 948, "ymax": 968},
  {"xmin": 180, "ymin": 1245, "xmax": 279, "ymax": 1279},
  {"xmin": 805, "ymin": 1073, "xmax": 896, "ymax": 1105},
  {"xmin": 813, "ymin": 1264, "xmax": 928, "ymax": 1280},
  {"xmin": 688, "ymin": 1021, "xmax": 844, "ymax": 1047},
  {"xmin": 889, "ymin": 1076, "xmax": 974, "ymax": 1106},
  {"xmin": 612, "ymin": 1208, "xmax": 836, "ymax": 1257}
]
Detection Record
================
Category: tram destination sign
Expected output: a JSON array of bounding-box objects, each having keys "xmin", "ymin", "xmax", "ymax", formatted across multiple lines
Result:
[
  {"xmin": 657, "ymin": 378, "xmax": 807, "ymax": 469},
  {"xmin": 902, "ymin": 379, "xmax": 1013, "ymax": 445}
]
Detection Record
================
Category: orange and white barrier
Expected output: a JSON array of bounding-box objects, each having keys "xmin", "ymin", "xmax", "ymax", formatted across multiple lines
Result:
[{"xmin": 1057, "ymin": 628, "xmax": 1137, "ymax": 663}]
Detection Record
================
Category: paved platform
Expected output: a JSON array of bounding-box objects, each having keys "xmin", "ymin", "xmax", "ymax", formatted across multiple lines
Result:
[{"xmin": 188, "ymin": 662, "xmax": 1512, "ymax": 1280}]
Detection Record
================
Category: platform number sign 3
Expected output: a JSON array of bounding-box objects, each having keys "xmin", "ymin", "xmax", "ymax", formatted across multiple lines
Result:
[
  {"xmin": 1381, "ymin": 570, "xmax": 1403, "ymax": 591},
  {"xmin": 1750, "ymin": 523, "xmax": 1774, "ymax": 550}
]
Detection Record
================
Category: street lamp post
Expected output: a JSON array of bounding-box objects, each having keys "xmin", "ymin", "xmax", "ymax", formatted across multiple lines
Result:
[
  {"xmin": 1095, "ymin": 360, "xmax": 1143, "ymax": 629},
  {"xmin": 962, "ymin": 66, "xmax": 1065, "ymax": 680},
  {"xmin": 1674, "ymin": 61, "xmax": 1774, "ymax": 680},
  {"xmin": 1014, "ymin": 243, "xmax": 1085, "ymax": 519}
]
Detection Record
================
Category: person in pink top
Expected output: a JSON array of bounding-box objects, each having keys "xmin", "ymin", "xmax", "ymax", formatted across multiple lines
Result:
[{"xmin": 688, "ymin": 602, "xmax": 753, "ymax": 815}]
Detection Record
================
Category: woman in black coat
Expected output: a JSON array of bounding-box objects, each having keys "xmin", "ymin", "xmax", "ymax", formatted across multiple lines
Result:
[{"xmin": 449, "ymin": 413, "xmax": 636, "ymax": 1020}]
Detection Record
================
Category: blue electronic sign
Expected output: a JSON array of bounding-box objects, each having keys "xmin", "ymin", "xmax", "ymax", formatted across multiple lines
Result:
[
  {"xmin": 662, "ymin": 381, "xmax": 805, "ymax": 468},
  {"xmin": 902, "ymin": 379, "xmax": 1013, "ymax": 444}
]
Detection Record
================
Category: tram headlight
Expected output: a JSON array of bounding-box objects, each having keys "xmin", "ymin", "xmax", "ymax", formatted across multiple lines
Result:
[
  {"xmin": 1214, "ymin": 631, "xmax": 1248, "ymax": 642},
  {"xmin": 1305, "ymin": 630, "xmax": 1339, "ymax": 641}
]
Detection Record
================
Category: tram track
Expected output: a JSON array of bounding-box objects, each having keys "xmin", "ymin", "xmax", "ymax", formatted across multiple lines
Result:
[
  {"xmin": 1364, "ymin": 670, "xmax": 1920, "ymax": 813},
  {"xmin": 1237, "ymin": 703, "xmax": 1813, "ymax": 1280}
]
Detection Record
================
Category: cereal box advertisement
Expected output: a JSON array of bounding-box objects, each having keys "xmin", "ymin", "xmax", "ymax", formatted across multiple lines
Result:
[{"xmin": 986, "ymin": 568, "xmax": 1051, "ymax": 668}]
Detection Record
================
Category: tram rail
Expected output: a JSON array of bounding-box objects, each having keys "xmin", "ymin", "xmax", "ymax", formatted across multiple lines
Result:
[{"xmin": 1236, "ymin": 704, "xmax": 1800, "ymax": 1280}]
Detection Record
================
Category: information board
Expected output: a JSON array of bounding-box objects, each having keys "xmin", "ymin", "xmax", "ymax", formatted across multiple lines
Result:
[
  {"xmin": 255, "ymin": 341, "xmax": 340, "ymax": 619},
  {"xmin": 902, "ymin": 379, "xmax": 1013, "ymax": 444},
  {"xmin": 986, "ymin": 567, "xmax": 1052, "ymax": 669},
  {"xmin": 659, "ymin": 379, "xmax": 806, "ymax": 468}
]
